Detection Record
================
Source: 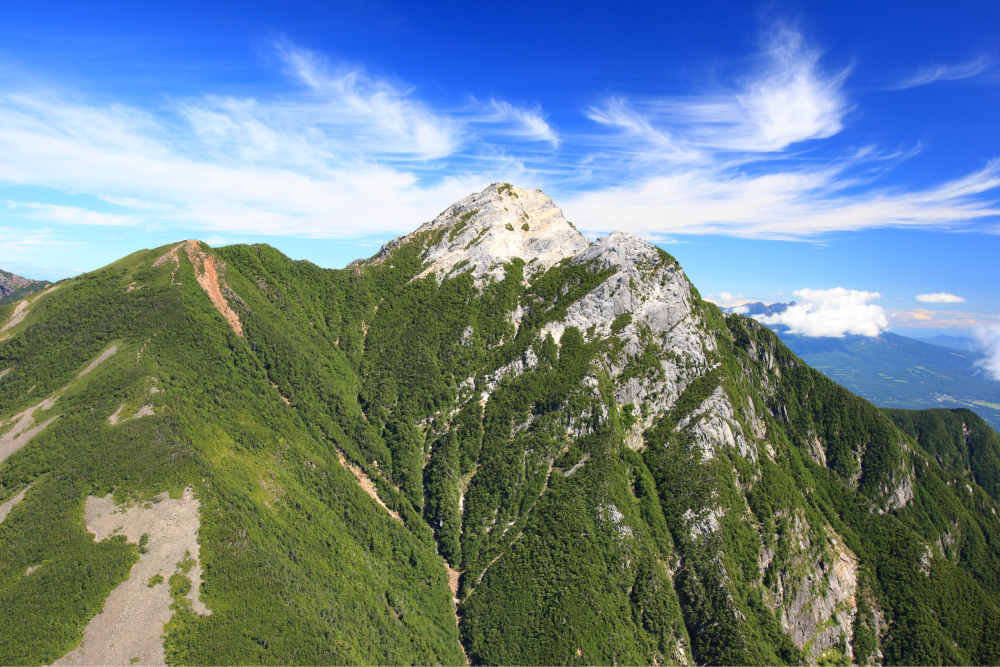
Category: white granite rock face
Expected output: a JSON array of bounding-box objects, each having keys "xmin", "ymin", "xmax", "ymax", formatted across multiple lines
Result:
[
  {"xmin": 544, "ymin": 231, "xmax": 715, "ymax": 434},
  {"xmin": 675, "ymin": 386, "xmax": 755, "ymax": 463},
  {"xmin": 763, "ymin": 513, "xmax": 859, "ymax": 664},
  {"xmin": 355, "ymin": 183, "xmax": 589, "ymax": 287}
]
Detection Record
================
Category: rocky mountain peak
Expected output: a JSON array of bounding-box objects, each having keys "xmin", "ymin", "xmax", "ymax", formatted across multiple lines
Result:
[
  {"xmin": 0, "ymin": 269, "xmax": 36, "ymax": 299},
  {"xmin": 356, "ymin": 183, "xmax": 589, "ymax": 286}
]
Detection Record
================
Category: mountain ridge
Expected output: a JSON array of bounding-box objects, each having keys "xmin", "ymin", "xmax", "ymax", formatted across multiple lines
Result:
[{"xmin": 1, "ymin": 185, "xmax": 999, "ymax": 665}]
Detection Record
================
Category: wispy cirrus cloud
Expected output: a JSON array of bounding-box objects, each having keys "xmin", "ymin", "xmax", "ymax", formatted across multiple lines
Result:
[
  {"xmin": 479, "ymin": 99, "xmax": 560, "ymax": 148},
  {"xmin": 889, "ymin": 55, "xmax": 994, "ymax": 90},
  {"xmin": 0, "ymin": 27, "xmax": 997, "ymax": 250},
  {"xmin": 565, "ymin": 27, "xmax": 1000, "ymax": 239},
  {"xmin": 586, "ymin": 25, "xmax": 850, "ymax": 158},
  {"xmin": 11, "ymin": 202, "xmax": 139, "ymax": 226},
  {"xmin": 889, "ymin": 308, "xmax": 1000, "ymax": 330},
  {"xmin": 276, "ymin": 43, "xmax": 462, "ymax": 160},
  {"xmin": 563, "ymin": 158, "xmax": 1000, "ymax": 239}
]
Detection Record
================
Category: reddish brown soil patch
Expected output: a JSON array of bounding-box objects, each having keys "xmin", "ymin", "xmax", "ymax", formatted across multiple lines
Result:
[{"xmin": 184, "ymin": 241, "xmax": 243, "ymax": 336}]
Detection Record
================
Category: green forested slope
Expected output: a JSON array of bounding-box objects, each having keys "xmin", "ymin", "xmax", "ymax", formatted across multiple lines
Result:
[
  {"xmin": 882, "ymin": 407, "xmax": 1000, "ymax": 503},
  {"xmin": 2, "ymin": 184, "xmax": 1000, "ymax": 666},
  {"xmin": 0, "ymin": 245, "xmax": 463, "ymax": 666}
]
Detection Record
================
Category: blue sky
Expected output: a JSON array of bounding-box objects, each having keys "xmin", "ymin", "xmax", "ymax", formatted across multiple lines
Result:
[{"xmin": 0, "ymin": 0, "xmax": 998, "ymax": 341}]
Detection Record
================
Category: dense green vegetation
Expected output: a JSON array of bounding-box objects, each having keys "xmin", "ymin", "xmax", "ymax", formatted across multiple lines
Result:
[
  {"xmin": 719, "ymin": 317, "xmax": 1000, "ymax": 665},
  {"xmin": 2, "ymin": 214, "xmax": 999, "ymax": 666},
  {"xmin": 0, "ymin": 244, "xmax": 462, "ymax": 666},
  {"xmin": 883, "ymin": 407, "xmax": 1000, "ymax": 503}
]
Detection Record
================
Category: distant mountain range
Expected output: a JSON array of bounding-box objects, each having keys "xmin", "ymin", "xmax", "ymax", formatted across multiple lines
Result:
[
  {"xmin": 0, "ymin": 269, "xmax": 49, "ymax": 304},
  {"xmin": 911, "ymin": 334, "xmax": 980, "ymax": 352},
  {"xmin": 723, "ymin": 302, "xmax": 1000, "ymax": 432}
]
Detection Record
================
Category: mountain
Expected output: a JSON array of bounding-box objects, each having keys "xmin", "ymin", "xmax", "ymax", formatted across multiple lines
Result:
[
  {"xmin": 911, "ymin": 335, "xmax": 979, "ymax": 352},
  {"xmin": 882, "ymin": 408, "xmax": 1000, "ymax": 504},
  {"xmin": 2, "ymin": 183, "xmax": 1000, "ymax": 665},
  {"xmin": 775, "ymin": 331, "xmax": 1000, "ymax": 432},
  {"xmin": 0, "ymin": 268, "xmax": 49, "ymax": 304},
  {"xmin": 718, "ymin": 304, "xmax": 1000, "ymax": 432},
  {"xmin": 728, "ymin": 300, "xmax": 794, "ymax": 317}
]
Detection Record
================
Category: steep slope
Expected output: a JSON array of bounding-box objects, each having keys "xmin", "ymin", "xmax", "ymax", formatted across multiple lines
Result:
[
  {"xmin": 2, "ymin": 183, "xmax": 1000, "ymax": 666},
  {"xmin": 0, "ymin": 243, "xmax": 463, "ymax": 666},
  {"xmin": 883, "ymin": 407, "xmax": 1000, "ymax": 503}
]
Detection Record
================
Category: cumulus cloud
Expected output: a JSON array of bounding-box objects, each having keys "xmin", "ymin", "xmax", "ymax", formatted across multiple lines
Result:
[
  {"xmin": 974, "ymin": 324, "xmax": 1000, "ymax": 381},
  {"xmin": 916, "ymin": 292, "xmax": 966, "ymax": 303},
  {"xmin": 890, "ymin": 55, "xmax": 993, "ymax": 90},
  {"xmin": 757, "ymin": 287, "xmax": 887, "ymax": 337}
]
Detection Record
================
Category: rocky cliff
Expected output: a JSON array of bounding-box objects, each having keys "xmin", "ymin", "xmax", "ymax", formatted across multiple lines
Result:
[{"xmin": 0, "ymin": 269, "xmax": 43, "ymax": 301}]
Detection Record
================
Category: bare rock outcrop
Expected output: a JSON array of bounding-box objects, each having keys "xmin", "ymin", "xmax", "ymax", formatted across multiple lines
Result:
[
  {"xmin": 763, "ymin": 511, "xmax": 859, "ymax": 664},
  {"xmin": 352, "ymin": 183, "xmax": 589, "ymax": 287}
]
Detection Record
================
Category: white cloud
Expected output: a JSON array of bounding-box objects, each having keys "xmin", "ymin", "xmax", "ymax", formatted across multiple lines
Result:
[
  {"xmin": 0, "ymin": 72, "xmax": 488, "ymax": 238},
  {"xmin": 276, "ymin": 43, "xmax": 461, "ymax": 160},
  {"xmin": 890, "ymin": 55, "xmax": 993, "ymax": 90},
  {"xmin": 757, "ymin": 287, "xmax": 887, "ymax": 337},
  {"xmin": 564, "ymin": 158, "xmax": 1000, "ymax": 239},
  {"xmin": 890, "ymin": 308, "xmax": 1000, "ymax": 330},
  {"xmin": 563, "ymin": 28, "xmax": 1000, "ymax": 240},
  {"xmin": 0, "ymin": 28, "xmax": 997, "ymax": 254},
  {"xmin": 586, "ymin": 25, "xmax": 850, "ymax": 157},
  {"xmin": 974, "ymin": 324, "xmax": 1000, "ymax": 381},
  {"xmin": 916, "ymin": 292, "xmax": 966, "ymax": 303},
  {"xmin": 13, "ymin": 202, "xmax": 139, "ymax": 226},
  {"xmin": 481, "ymin": 99, "xmax": 560, "ymax": 147},
  {"xmin": 0, "ymin": 43, "xmax": 570, "ymax": 241},
  {"xmin": 704, "ymin": 292, "xmax": 747, "ymax": 307}
]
